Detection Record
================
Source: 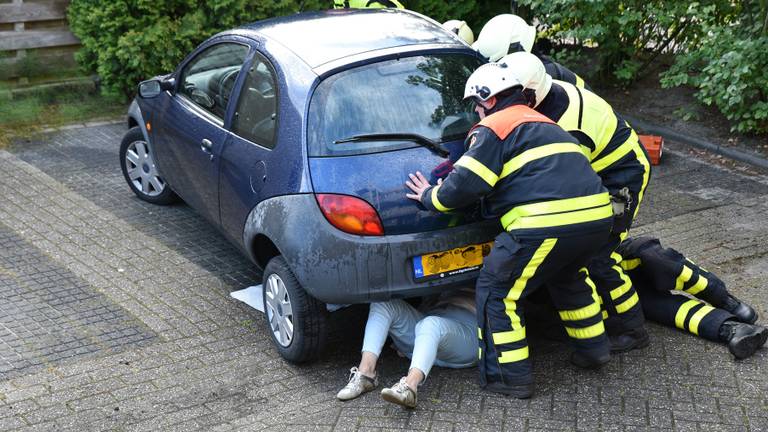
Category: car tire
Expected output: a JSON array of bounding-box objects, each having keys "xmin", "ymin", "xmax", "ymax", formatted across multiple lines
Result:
[
  {"xmin": 120, "ymin": 126, "xmax": 179, "ymax": 205},
  {"xmin": 262, "ymin": 256, "xmax": 328, "ymax": 363}
]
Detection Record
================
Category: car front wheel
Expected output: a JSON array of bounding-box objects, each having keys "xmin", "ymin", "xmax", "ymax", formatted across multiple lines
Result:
[
  {"xmin": 120, "ymin": 126, "xmax": 178, "ymax": 205},
  {"xmin": 263, "ymin": 256, "xmax": 328, "ymax": 363}
]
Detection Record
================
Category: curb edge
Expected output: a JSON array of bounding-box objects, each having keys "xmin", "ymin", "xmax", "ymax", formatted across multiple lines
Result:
[{"xmin": 625, "ymin": 115, "xmax": 768, "ymax": 171}]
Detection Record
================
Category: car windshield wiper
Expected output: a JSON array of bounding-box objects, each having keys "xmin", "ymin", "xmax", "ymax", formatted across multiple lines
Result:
[{"xmin": 334, "ymin": 133, "xmax": 450, "ymax": 158}]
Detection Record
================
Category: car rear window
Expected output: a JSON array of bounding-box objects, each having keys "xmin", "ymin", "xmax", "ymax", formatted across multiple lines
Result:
[{"xmin": 308, "ymin": 54, "xmax": 482, "ymax": 157}]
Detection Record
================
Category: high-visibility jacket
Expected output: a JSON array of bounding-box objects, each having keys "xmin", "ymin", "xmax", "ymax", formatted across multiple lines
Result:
[
  {"xmin": 537, "ymin": 54, "xmax": 588, "ymax": 90},
  {"xmin": 536, "ymin": 80, "xmax": 651, "ymax": 195},
  {"xmin": 420, "ymin": 102, "xmax": 612, "ymax": 234},
  {"xmin": 333, "ymin": 0, "xmax": 404, "ymax": 8}
]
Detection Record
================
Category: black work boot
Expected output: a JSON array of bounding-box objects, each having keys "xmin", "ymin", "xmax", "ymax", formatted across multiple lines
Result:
[
  {"xmin": 721, "ymin": 295, "xmax": 758, "ymax": 324},
  {"xmin": 570, "ymin": 350, "xmax": 611, "ymax": 369},
  {"xmin": 483, "ymin": 382, "xmax": 534, "ymax": 399},
  {"xmin": 609, "ymin": 326, "xmax": 650, "ymax": 353},
  {"xmin": 718, "ymin": 320, "xmax": 768, "ymax": 359}
]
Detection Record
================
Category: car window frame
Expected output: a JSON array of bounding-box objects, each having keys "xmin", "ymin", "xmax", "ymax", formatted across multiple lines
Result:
[
  {"xmin": 228, "ymin": 50, "xmax": 281, "ymax": 151},
  {"xmin": 173, "ymin": 40, "xmax": 252, "ymax": 127}
]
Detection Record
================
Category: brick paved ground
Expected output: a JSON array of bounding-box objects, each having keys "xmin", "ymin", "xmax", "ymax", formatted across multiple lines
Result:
[{"xmin": 0, "ymin": 124, "xmax": 767, "ymax": 431}]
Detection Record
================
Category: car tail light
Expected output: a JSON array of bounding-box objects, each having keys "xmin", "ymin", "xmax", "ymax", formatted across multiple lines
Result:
[{"xmin": 315, "ymin": 194, "xmax": 384, "ymax": 236}]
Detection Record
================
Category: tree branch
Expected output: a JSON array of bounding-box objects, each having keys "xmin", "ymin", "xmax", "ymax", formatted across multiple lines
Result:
[{"xmin": 636, "ymin": 21, "xmax": 690, "ymax": 82}]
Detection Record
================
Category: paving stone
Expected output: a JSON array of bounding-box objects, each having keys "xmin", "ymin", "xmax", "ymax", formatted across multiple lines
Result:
[{"xmin": 0, "ymin": 125, "xmax": 766, "ymax": 432}]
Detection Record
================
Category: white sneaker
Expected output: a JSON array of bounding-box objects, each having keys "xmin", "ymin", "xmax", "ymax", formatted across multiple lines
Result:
[
  {"xmin": 380, "ymin": 377, "xmax": 417, "ymax": 409},
  {"xmin": 336, "ymin": 367, "xmax": 378, "ymax": 401}
]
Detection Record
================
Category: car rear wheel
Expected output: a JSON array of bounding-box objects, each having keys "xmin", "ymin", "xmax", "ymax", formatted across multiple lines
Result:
[
  {"xmin": 263, "ymin": 256, "xmax": 328, "ymax": 363},
  {"xmin": 120, "ymin": 127, "xmax": 178, "ymax": 205}
]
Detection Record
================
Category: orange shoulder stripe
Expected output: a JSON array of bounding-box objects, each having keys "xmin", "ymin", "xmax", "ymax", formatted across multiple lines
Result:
[{"xmin": 471, "ymin": 105, "xmax": 555, "ymax": 140}]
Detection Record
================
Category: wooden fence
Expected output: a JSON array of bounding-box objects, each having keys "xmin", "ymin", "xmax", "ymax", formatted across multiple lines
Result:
[{"xmin": 0, "ymin": 0, "xmax": 80, "ymax": 83}]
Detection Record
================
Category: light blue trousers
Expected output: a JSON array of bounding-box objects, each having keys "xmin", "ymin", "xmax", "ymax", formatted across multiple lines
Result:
[{"xmin": 361, "ymin": 299, "xmax": 477, "ymax": 377}]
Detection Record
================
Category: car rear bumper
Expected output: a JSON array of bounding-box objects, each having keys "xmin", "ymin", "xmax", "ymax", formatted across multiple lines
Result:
[{"xmin": 243, "ymin": 194, "xmax": 501, "ymax": 304}]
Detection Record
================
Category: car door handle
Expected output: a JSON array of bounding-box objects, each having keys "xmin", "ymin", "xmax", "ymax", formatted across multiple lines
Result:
[{"xmin": 201, "ymin": 138, "xmax": 213, "ymax": 153}]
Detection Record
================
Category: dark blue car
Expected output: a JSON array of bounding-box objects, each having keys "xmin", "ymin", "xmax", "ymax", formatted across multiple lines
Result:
[{"xmin": 122, "ymin": 8, "xmax": 499, "ymax": 362}]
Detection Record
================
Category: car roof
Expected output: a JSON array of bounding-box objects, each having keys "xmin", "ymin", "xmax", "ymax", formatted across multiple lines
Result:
[{"xmin": 231, "ymin": 9, "xmax": 466, "ymax": 68}]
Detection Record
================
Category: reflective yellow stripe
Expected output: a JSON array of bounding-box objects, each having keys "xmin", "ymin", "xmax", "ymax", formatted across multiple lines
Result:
[
  {"xmin": 615, "ymin": 292, "xmax": 639, "ymax": 313},
  {"xmin": 504, "ymin": 239, "xmax": 557, "ymax": 329},
  {"xmin": 477, "ymin": 328, "xmax": 483, "ymax": 340},
  {"xmin": 584, "ymin": 272, "xmax": 603, "ymax": 309},
  {"xmin": 685, "ymin": 275, "xmax": 709, "ymax": 296},
  {"xmin": 674, "ymin": 299, "xmax": 701, "ymax": 329},
  {"xmin": 503, "ymin": 204, "xmax": 613, "ymax": 231},
  {"xmin": 455, "ymin": 156, "xmax": 499, "ymax": 187},
  {"xmin": 555, "ymin": 80, "xmax": 617, "ymax": 160},
  {"xmin": 478, "ymin": 347, "xmax": 482, "ymax": 359},
  {"xmin": 674, "ymin": 266, "xmax": 694, "ymax": 291},
  {"xmin": 501, "ymin": 192, "xmax": 610, "ymax": 225},
  {"xmin": 557, "ymin": 80, "xmax": 581, "ymax": 131},
  {"xmin": 430, "ymin": 185, "xmax": 451, "ymax": 212},
  {"xmin": 632, "ymin": 142, "xmax": 651, "ymax": 214},
  {"xmin": 575, "ymin": 74, "xmax": 585, "ymax": 88},
  {"xmin": 498, "ymin": 346, "xmax": 529, "ymax": 363},
  {"xmin": 592, "ymin": 130, "xmax": 640, "ymax": 173},
  {"xmin": 596, "ymin": 273, "xmax": 608, "ymax": 319},
  {"xmin": 559, "ymin": 302, "xmax": 600, "ymax": 321},
  {"xmin": 688, "ymin": 305, "xmax": 715, "ymax": 336},
  {"xmin": 493, "ymin": 328, "xmax": 526, "ymax": 345},
  {"xmin": 610, "ymin": 272, "xmax": 632, "ymax": 300},
  {"xmin": 610, "ymin": 252, "xmax": 623, "ymax": 264},
  {"xmin": 620, "ymin": 258, "xmax": 642, "ymax": 271},
  {"xmin": 565, "ymin": 321, "xmax": 605, "ymax": 339},
  {"xmin": 499, "ymin": 143, "xmax": 585, "ymax": 178}
]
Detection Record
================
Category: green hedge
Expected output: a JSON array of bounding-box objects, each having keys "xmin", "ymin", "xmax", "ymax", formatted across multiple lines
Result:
[
  {"xmin": 518, "ymin": 0, "xmax": 734, "ymax": 84},
  {"xmin": 520, "ymin": 0, "xmax": 767, "ymax": 134},
  {"xmin": 68, "ymin": 0, "xmax": 504, "ymax": 98},
  {"xmin": 68, "ymin": 0, "xmax": 324, "ymax": 97},
  {"xmin": 661, "ymin": 2, "xmax": 768, "ymax": 134}
]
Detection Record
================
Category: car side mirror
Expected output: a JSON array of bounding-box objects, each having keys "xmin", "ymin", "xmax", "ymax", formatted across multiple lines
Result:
[{"xmin": 138, "ymin": 78, "xmax": 175, "ymax": 98}]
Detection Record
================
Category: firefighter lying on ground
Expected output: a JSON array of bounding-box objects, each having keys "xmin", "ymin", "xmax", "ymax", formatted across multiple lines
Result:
[
  {"xmin": 405, "ymin": 63, "xmax": 613, "ymax": 399},
  {"xmin": 617, "ymin": 236, "xmax": 767, "ymax": 359}
]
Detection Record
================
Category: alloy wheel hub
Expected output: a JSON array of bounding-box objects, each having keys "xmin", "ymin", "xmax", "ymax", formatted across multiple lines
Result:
[
  {"xmin": 125, "ymin": 140, "xmax": 165, "ymax": 197},
  {"xmin": 265, "ymin": 274, "xmax": 294, "ymax": 347}
]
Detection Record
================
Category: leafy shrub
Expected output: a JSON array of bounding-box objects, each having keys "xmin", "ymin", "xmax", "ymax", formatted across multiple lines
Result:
[
  {"xmin": 661, "ymin": 2, "xmax": 768, "ymax": 133},
  {"xmin": 406, "ymin": 0, "xmax": 508, "ymax": 35},
  {"xmin": 68, "ymin": 0, "xmax": 328, "ymax": 98},
  {"xmin": 68, "ymin": 0, "xmax": 503, "ymax": 98},
  {"xmin": 517, "ymin": 0, "xmax": 734, "ymax": 85}
]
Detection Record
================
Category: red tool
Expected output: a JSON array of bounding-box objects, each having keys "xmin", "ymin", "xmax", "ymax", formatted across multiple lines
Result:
[{"xmin": 639, "ymin": 134, "xmax": 664, "ymax": 165}]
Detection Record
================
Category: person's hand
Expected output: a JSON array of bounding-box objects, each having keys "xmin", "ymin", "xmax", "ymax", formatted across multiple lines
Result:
[{"xmin": 405, "ymin": 171, "xmax": 442, "ymax": 202}]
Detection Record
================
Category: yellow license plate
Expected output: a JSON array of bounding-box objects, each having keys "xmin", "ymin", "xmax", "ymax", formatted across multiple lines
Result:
[{"xmin": 413, "ymin": 242, "xmax": 493, "ymax": 281}]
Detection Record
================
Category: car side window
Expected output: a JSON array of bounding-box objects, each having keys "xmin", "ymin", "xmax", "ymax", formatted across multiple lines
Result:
[
  {"xmin": 179, "ymin": 43, "xmax": 249, "ymax": 120},
  {"xmin": 231, "ymin": 54, "xmax": 278, "ymax": 148}
]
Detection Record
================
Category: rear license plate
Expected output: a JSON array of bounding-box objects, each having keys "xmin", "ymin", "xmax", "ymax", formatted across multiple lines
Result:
[{"xmin": 413, "ymin": 242, "xmax": 493, "ymax": 281}]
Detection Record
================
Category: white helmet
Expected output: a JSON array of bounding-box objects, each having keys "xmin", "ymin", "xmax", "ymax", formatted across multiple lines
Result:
[
  {"xmin": 442, "ymin": 20, "xmax": 475, "ymax": 45},
  {"xmin": 463, "ymin": 63, "xmax": 522, "ymax": 103},
  {"xmin": 473, "ymin": 14, "xmax": 536, "ymax": 62},
  {"xmin": 498, "ymin": 52, "xmax": 552, "ymax": 107}
]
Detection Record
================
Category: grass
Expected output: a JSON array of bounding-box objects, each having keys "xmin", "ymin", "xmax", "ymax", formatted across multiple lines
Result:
[{"xmin": 0, "ymin": 84, "xmax": 127, "ymax": 148}]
